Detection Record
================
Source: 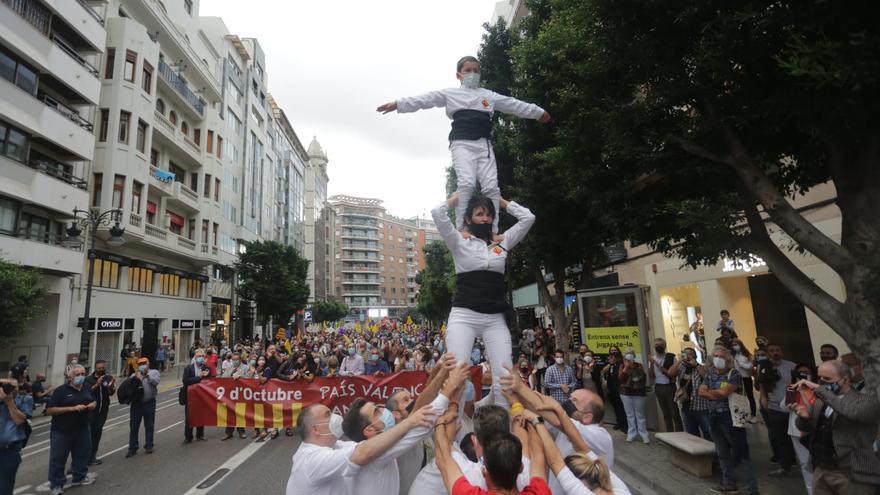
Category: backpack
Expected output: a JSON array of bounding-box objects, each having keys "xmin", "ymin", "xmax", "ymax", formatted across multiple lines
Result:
[{"xmin": 117, "ymin": 376, "xmax": 143, "ymax": 405}]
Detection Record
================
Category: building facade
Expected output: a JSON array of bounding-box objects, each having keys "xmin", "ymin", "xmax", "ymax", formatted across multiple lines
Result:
[
  {"xmin": 0, "ymin": 0, "xmax": 106, "ymax": 384},
  {"xmin": 330, "ymin": 195, "xmax": 429, "ymax": 318},
  {"xmin": 0, "ymin": 0, "xmax": 316, "ymax": 383},
  {"xmin": 304, "ymin": 137, "xmax": 333, "ymax": 303}
]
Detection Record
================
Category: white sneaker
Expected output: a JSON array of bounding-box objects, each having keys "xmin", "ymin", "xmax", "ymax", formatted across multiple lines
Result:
[
  {"xmin": 51, "ymin": 488, "xmax": 64, "ymax": 495},
  {"xmin": 748, "ymin": 416, "xmax": 758, "ymax": 424},
  {"xmin": 72, "ymin": 474, "xmax": 97, "ymax": 486}
]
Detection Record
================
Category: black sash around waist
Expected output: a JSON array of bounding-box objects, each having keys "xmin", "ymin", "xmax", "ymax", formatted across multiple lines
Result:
[
  {"xmin": 452, "ymin": 270, "xmax": 508, "ymax": 314},
  {"xmin": 449, "ymin": 109, "xmax": 492, "ymax": 141}
]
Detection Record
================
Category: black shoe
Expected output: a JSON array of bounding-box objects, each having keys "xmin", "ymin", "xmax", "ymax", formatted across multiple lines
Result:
[
  {"xmin": 183, "ymin": 438, "xmax": 193, "ymax": 444},
  {"xmin": 709, "ymin": 486, "xmax": 739, "ymax": 494},
  {"xmin": 87, "ymin": 458, "xmax": 103, "ymax": 466},
  {"xmin": 145, "ymin": 447, "xmax": 153, "ymax": 454},
  {"xmin": 196, "ymin": 436, "xmax": 207, "ymax": 441},
  {"xmin": 125, "ymin": 450, "xmax": 137, "ymax": 458},
  {"xmin": 769, "ymin": 456, "xmax": 779, "ymax": 463}
]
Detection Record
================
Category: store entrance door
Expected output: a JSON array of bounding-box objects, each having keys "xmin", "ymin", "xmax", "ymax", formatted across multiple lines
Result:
[
  {"xmin": 141, "ymin": 319, "xmax": 161, "ymax": 367},
  {"xmin": 748, "ymin": 274, "xmax": 814, "ymax": 366}
]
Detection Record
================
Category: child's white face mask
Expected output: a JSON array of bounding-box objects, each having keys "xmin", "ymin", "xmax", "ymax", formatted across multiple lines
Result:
[{"xmin": 460, "ymin": 72, "xmax": 480, "ymax": 89}]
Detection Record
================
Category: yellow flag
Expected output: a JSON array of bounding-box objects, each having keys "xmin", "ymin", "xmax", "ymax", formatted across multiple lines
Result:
[
  {"xmin": 284, "ymin": 339, "xmax": 292, "ymax": 354},
  {"xmin": 406, "ymin": 316, "xmax": 413, "ymax": 326}
]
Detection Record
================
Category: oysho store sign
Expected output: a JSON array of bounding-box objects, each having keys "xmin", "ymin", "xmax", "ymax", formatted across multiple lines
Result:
[
  {"xmin": 179, "ymin": 320, "xmax": 195, "ymax": 328},
  {"xmin": 98, "ymin": 318, "xmax": 124, "ymax": 329}
]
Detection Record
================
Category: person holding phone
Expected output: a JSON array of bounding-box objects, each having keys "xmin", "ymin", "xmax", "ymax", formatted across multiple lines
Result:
[{"xmin": 783, "ymin": 364, "xmax": 816, "ymax": 494}]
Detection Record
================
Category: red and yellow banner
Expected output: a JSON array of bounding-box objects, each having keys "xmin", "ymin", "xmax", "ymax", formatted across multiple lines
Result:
[{"xmin": 186, "ymin": 368, "xmax": 482, "ymax": 428}]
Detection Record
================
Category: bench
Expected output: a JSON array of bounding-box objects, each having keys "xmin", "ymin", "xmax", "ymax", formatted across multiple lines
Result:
[{"xmin": 655, "ymin": 432, "xmax": 716, "ymax": 478}]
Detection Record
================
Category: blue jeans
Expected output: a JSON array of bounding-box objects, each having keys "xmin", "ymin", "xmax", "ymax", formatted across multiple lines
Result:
[
  {"xmin": 0, "ymin": 443, "xmax": 23, "ymax": 494},
  {"xmin": 708, "ymin": 410, "xmax": 758, "ymax": 493},
  {"xmin": 682, "ymin": 407, "xmax": 713, "ymax": 441},
  {"xmin": 129, "ymin": 399, "xmax": 156, "ymax": 451},
  {"xmin": 49, "ymin": 427, "xmax": 91, "ymax": 488}
]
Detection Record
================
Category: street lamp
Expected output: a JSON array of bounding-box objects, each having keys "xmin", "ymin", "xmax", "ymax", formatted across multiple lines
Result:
[{"xmin": 65, "ymin": 207, "xmax": 126, "ymax": 366}]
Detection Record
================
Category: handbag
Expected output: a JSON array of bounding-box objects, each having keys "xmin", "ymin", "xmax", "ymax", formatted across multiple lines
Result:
[{"xmin": 726, "ymin": 370, "xmax": 751, "ymax": 428}]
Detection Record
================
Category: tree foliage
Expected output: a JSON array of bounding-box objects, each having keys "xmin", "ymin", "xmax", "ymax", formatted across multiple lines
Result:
[
  {"xmin": 311, "ymin": 300, "xmax": 348, "ymax": 323},
  {"xmin": 482, "ymin": 0, "xmax": 880, "ymax": 389},
  {"xmin": 416, "ymin": 241, "xmax": 456, "ymax": 326},
  {"xmin": 235, "ymin": 241, "xmax": 310, "ymax": 327},
  {"xmin": 0, "ymin": 257, "xmax": 48, "ymax": 347}
]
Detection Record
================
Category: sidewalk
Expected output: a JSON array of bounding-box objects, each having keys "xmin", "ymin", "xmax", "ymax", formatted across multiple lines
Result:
[{"xmin": 612, "ymin": 420, "xmax": 809, "ymax": 495}]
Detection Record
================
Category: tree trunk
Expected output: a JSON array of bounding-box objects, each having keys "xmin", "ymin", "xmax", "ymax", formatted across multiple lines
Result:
[{"xmin": 532, "ymin": 266, "xmax": 578, "ymax": 353}]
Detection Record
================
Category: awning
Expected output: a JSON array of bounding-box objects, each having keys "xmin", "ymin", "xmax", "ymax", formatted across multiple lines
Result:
[
  {"xmin": 131, "ymin": 260, "xmax": 164, "ymax": 272},
  {"xmin": 167, "ymin": 211, "xmax": 184, "ymax": 226},
  {"xmin": 93, "ymin": 250, "xmax": 131, "ymax": 266},
  {"xmin": 146, "ymin": 201, "xmax": 157, "ymax": 214}
]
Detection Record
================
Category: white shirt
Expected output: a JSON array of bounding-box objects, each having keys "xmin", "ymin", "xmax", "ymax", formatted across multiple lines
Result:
[
  {"xmin": 556, "ymin": 456, "xmax": 631, "ymax": 495},
  {"xmin": 396, "ymin": 86, "xmax": 545, "ymax": 122},
  {"xmin": 348, "ymin": 394, "xmax": 450, "ymax": 495},
  {"xmin": 652, "ymin": 355, "xmax": 671, "ymax": 385},
  {"xmin": 397, "ymin": 443, "xmax": 425, "ymax": 495},
  {"xmin": 407, "ymin": 450, "xmax": 533, "ymax": 495},
  {"xmin": 549, "ymin": 420, "xmax": 615, "ymax": 495},
  {"xmin": 286, "ymin": 440, "xmax": 358, "ymax": 495},
  {"xmin": 431, "ymin": 201, "xmax": 535, "ymax": 275},
  {"xmin": 341, "ymin": 354, "xmax": 365, "ymax": 376}
]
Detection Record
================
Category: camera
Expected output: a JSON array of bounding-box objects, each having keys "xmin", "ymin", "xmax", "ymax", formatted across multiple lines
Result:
[{"xmin": 1, "ymin": 382, "xmax": 17, "ymax": 394}]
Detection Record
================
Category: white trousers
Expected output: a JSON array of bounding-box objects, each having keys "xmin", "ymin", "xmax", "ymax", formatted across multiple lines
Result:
[
  {"xmin": 621, "ymin": 394, "xmax": 649, "ymax": 442},
  {"xmin": 450, "ymin": 139, "xmax": 500, "ymax": 233},
  {"xmin": 445, "ymin": 307, "xmax": 512, "ymax": 408},
  {"xmin": 791, "ymin": 434, "xmax": 813, "ymax": 495}
]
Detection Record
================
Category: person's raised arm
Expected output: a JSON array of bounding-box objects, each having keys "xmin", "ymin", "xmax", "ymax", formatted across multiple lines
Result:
[
  {"xmin": 527, "ymin": 422, "xmax": 547, "ymax": 481},
  {"xmin": 534, "ymin": 416, "xmax": 567, "ymax": 476},
  {"xmin": 433, "ymin": 407, "xmax": 464, "ymax": 494},
  {"xmin": 488, "ymin": 91, "xmax": 546, "ymax": 121},
  {"xmin": 498, "ymin": 199, "xmax": 535, "ymax": 251},
  {"xmin": 413, "ymin": 353, "xmax": 455, "ymax": 410},
  {"xmin": 500, "ymin": 365, "xmax": 564, "ymax": 429},
  {"xmin": 431, "ymin": 195, "xmax": 462, "ymax": 251},
  {"xmin": 350, "ymin": 404, "xmax": 436, "ymax": 466},
  {"xmin": 537, "ymin": 400, "xmax": 591, "ymax": 454},
  {"xmin": 393, "ymin": 90, "xmax": 447, "ymax": 114}
]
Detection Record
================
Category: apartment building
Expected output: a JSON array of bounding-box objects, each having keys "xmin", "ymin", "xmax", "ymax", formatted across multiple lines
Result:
[
  {"xmin": 330, "ymin": 195, "xmax": 427, "ymax": 318},
  {"xmin": 304, "ymin": 137, "xmax": 333, "ymax": 303},
  {"xmin": 1, "ymin": 0, "xmax": 317, "ymax": 381},
  {"xmin": 0, "ymin": 0, "xmax": 106, "ymax": 383}
]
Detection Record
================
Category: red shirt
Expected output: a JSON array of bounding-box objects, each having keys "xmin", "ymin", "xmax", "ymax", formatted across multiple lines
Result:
[{"xmin": 452, "ymin": 476, "xmax": 551, "ymax": 495}]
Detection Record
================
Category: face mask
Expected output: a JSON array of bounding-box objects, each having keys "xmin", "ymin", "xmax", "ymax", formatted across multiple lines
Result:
[
  {"xmin": 249, "ymin": 360, "xmax": 256, "ymax": 366},
  {"xmin": 520, "ymin": 365, "xmax": 529, "ymax": 372},
  {"xmin": 821, "ymin": 379, "xmax": 842, "ymax": 395},
  {"xmin": 624, "ymin": 354, "xmax": 635, "ymax": 362},
  {"xmin": 433, "ymin": 353, "xmax": 439, "ymax": 359},
  {"xmin": 95, "ymin": 369, "xmax": 105, "ymax": 376},
  {"xmin": 561, "ymin": 399, "xmax": 578, "ymax": 418},
  {"xmin": 348, "ymin": 348, "xmax": 356, "ymax": 356},
  {"xmin": 315, "ymin": 413, "xmax": 344, "ymax": 438},
  {"xmin": 468, "ymin": 222, "xmax": 492, "ymax": 241},
  {"xmin": 756, "ymin": 355, "xmax": 768, "ymax": 362},
  {"xmin": 713, "ymin": 357, "xmax": 727, "ymax": 369},
  {"xmin": 464, "ymin": 380, "xmax": 475, "ymax": 402},
  {"xmin": 460, "ymin": 72, "xmax": 480, "ymax": 89},
  {"xmin": 232, "ymin": 360, "xmax": 240, "ymax": 367},
  {"xmin": 370, "ymin": 354, "xmax": 379, "ymax": 361},
  {"xmin": 196, "ymin": 357, "xmax": 206, "ymax": 364},
  {"xmin": 731, "ymin": 345, "xmax": 741, "ymax": 352},
  {"xmin": 405, "ymin": 400, "xmax": 415, "ymax": 414},
  {"xmin": 555, "ymin": 357, "xmax": 564, "ymax": 365},
  {"xmin": 377, "ymin": 408, "xmax": 396, "ymax": 431},
  {"xmin": 73, "ymin": 375, "xmax": 85, "ymax": 386},
  {"xmin": 655, "ymin": 346, "xmax": 665, "ymax": 353},
  {"xmin": 584, "ymin": 356, "xmax": 593, "ymax": 364},
  {"xmin": 798, "ymin": 371, "xmax": 811, "ymax": 381},
  {"xmin": 138, "ymin": 365, "xmax": 147, "ymax": 373}
]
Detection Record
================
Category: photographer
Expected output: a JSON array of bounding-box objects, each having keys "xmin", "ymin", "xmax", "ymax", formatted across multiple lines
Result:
[
  {"xmin": 84, "ymin": 360, "xmax": 115, "ymax": 465},
  {"xmin": 0, "ymin": 378, "xmax": 33, "ymax": 493},
  {"xmin": 47, "ymin": 364, "xmax": 97, "ymax": 491}
]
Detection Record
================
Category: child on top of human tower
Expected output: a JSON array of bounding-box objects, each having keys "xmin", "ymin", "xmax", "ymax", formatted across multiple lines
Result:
[{"xmin": 377, "ymin": 56, "xmax": 550, "ymax": 236}]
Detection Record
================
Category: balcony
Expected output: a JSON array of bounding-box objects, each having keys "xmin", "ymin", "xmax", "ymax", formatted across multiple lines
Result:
[
  {"xmin": 0, "ymin": 227, "xmax": 83, "ymax": 274},
  {"xmin": 342, "ymin": 279, "xmax": 380, "ymax": 285},
  {"xmin": 169, "ymin": 180, "xmax": 199, "ymax": 212},
  {"xmin": 342, "ymin": 243, "xmax": 379, "ymax": 252},
  {"xmin": 129, "ymin": 212, "xmax": 142, "ymax": 228},
  {"xmin": 0, "ymin": 78, "xmax": 94, "ymax": 159},
  {"xmin": 148, "ymin": 166, "xmax": 173, "ymax": 195},
  {"xmin": 341, "ymin": 266, "xmax": 380, "ymax": 274},
  {"xmin": 198, "ymin": 243, "xmax": 219, "ymax": 262},
  {"xmin": 341, "ymin": 231, "xmax": 378, "ymax": 240},
  {"xmin": 144, "ymin": 223, "xmax": 167, "ymax": 241},
  {"xmin": 175, "ymin": 235, "xmax": 196, "ymax": 251},
  {"xmin": 338, "ymin": 218, "xmax": 378, "ymax": 229},
  {"xmin": 340, "ymin": 255, "xmax": 379, "ymax": 262},
  {"xmin": 153, "ymin": 110, "xmax": 202, "ymax": 166},
  {"xmin": 157, "ymin": 58, "xmax": 205, "ymax": 117}
]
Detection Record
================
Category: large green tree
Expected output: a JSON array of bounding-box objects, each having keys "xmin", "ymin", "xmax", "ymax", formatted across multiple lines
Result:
[
  {"xmin": 416, "ymin": 241, "xmax": 456, "ymax": 326},
  {"xmin": 486, "ymin": 0, "xmax": 880, "ymax": 391},
  {"xmin": 0, "ymin": 258, "xmax": 48, "ymax": 347},
  {"xmin": 235, "ymin": 241, "xmax": 310, "ymax": 328},
  {"xmin": 311, "ymin": 300, "xmax": 348, "ymax": 324}
]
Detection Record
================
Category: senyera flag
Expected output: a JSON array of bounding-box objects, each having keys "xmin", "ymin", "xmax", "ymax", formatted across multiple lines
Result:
[{"xmin": 186, "ymin": 367, "xmax": 483, "ymax": 428}]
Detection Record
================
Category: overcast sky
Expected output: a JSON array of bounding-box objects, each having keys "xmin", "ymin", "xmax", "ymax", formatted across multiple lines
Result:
[{"xmin": 199, "ymin": 0, "xmax": 501, "ymax": 219}]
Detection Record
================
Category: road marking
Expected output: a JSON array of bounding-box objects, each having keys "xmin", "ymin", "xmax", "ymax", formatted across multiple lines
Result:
[
  {"xmin": 13, "ymin": 485, "xmax": 31, "ymax": 494},
  {"xmin": 94, "ymin": 420, "xmax": 184, "ymax": 460},
  {"xmin": 181, "ymin": 437, "xmax": 271, "ymax": 494}
]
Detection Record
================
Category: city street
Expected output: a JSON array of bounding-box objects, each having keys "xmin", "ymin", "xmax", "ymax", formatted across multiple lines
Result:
[{"xmin": 13, "ymin": 379, "xmax": 297, "ymax": 495}]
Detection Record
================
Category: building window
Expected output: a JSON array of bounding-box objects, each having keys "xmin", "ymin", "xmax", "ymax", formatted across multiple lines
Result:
[
  {"xmin": 156, "ymin": 99, "xmax": 165, "ymax": 115},
  {"xmin": 112, "ymin": 174, "xmax": 125, "ymax": 209},
  {"xmin": 187, "ymin": 218, "xmax": 195, "ymax": 240},
  {"xmin": 131, "ymin": 181, "xmax": 143, "ymax": 212},
  {"xmin": 186, "ymin": 278, "xmax": 202, "ymax": 298},
  {"xmin": 92, "ymin": 259, "xmax": 120, "ymax": 288},
  {"xmin": 0, "ymin": 197, "xmax": 19, "ymax": 235},
  {"xmin": 201, "ymin": 220, "xmax": 209, "ymax": 243},
  {"xmin": 92, "ymin": 173, "xmax": 102, "ymax": 207},
  {"xmin": 169, "ymin": 111, "xmax": 177, "ymax": 126},
  {"xmin": 206, "ymin": 130, "xmax": 214, "ymax": 154},
  {"xmin": 203, "ymin": 174, "xmax": 212, "ymax": 198},
  {"xmin": 136, "ymin": 120, "xmax": 147, "ymax": 152},
  {"xmin": 169, "ymin": 163, "xmax": 185, "ymax": 184},
  {"xmin": 98, "ymin": 109, "xmax": 109, "ymax": 142},
  {"xmin": 129, "ymin": 266, "xmax": 154, "ymax": 293},
  {"xmin": 101, "ymin": 47, "xmax": 115, "ymax": 79},
  {"xmin": 160, "ymin": 273, "xmax": 180, "ymax": 296},
  {"xmin": 146, "ymin": 201, "xmax": 156, "ymax": 224},
  {"xmin": 141, "ymin": 61, "xmax": 153, "ymax": 93},
  {"xmin": 217, "ymin": 135, "xmax": 223, "ymax": 158},
  {"xmin": 123, "ymin": 50, "xmax": 137, "ymax": 82},
  {"xmin": 184, "ymin": 0, "xmax": 193, "ymax": 15},
  {"xmin": 193, "ymin": 128, "xmax": 200, "ymax": 145},
  {"xmin": 0, "ymin": 122, "xmax": 29, "ymax": 162},
  {"xmin": 150, "ymin": 149, "xmax": 159, "ymax": 167},
  {"xmin": 214, "ymin": 178, "xmax": 221, "ymax": 201},
  {"xmin": 118, "ymin": 111, "xmax": 131, "ymax": 144},
  {"xmin": 181, "ymin": 121, "xmax": 188, "ymax": 136},
  {"xmin": 168, "ymin": 210, "xmax": 184, "ymax": 235}
]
